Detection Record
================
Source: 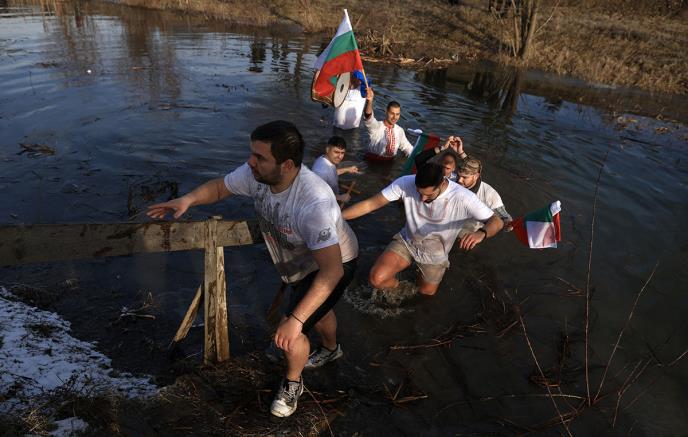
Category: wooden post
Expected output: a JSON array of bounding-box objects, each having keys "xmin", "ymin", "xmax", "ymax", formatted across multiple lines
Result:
[
  {"xmin": 170, "ymin": 284, "xmax": 203, "ymax": 346},
  {"xmin": 203, "ymin": 217, "xmax": 230, "ymax": 364}
]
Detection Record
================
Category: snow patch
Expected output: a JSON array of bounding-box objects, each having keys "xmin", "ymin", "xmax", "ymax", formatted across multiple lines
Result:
[{"xmin": 0, "ymin": 286, "xmax": 158, "ymax": 414}]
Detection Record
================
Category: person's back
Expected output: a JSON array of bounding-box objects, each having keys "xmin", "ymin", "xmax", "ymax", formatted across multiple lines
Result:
[{"xmin": 333, "ymin": 88, "xmax": 365, "ymax": 129}]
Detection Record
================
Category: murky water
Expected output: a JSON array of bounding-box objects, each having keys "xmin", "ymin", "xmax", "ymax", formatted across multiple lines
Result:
[{"xmin": 1, "ymin": 1, "xmax": 687, "ymax": 434}]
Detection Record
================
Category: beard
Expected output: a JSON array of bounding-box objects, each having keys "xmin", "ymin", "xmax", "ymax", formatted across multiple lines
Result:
[{"xmin": 251, "ymin": 166, "xmax": 282, "ymax": 185}]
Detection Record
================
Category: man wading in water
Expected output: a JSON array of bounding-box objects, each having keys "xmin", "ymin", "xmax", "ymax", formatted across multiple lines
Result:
[
  {"xmin": 147, "ymin": 121, "xmax": 358, "ymax": 417},
  {"xmin": 342, "ymin": 163, "xmax": 502, "ymax": 296}
]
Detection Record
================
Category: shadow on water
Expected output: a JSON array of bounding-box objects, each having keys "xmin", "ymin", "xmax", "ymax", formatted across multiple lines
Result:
[{"xmin": 1, "ymin": 0, "xmax": 687, "ymax": 434}]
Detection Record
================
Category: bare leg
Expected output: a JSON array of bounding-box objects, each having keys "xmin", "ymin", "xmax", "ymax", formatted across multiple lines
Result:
[
  {"xmin": 313, "ymin": 310, "xmax": 337, "ymax": 350},
  {"xmin": 369, "ymin": 250, "xmax": 411, "ymax": 290},
  {"xmin": 284, "ymin": 333, "xmax": 309, "ymax": 381},
  {"xmin": 417, "ymin": 277, "xmax": 440, "ymax": 296}
]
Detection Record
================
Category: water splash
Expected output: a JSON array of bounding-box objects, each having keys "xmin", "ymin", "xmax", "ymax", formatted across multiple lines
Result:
[{"xmin": 343, "ymin": 280, "xmax": 419, "ymax": 319}]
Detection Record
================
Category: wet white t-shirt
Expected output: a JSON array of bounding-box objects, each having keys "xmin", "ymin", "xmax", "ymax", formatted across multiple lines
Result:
[
  {"xmin": 224, "ymin": 164, "xmax": 358, "ymax": 283},
  {"xmin": 311, "ymin": 155, "xmax": 339, "ymax": 195},
  {"xmin": 381, "ymin": 175, "xmax": 494, "ymax": 265},
  {"xmin": 333, "ymin": 89, "xmax": 366, "ymax": 129},
  {"xmin": 476, "ymin": 181, "xmax": 504, "ymax": 210}
]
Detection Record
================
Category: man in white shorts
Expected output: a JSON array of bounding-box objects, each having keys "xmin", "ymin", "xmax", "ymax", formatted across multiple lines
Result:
[
  {"xmin": 311, "ymin": 136, "xmax": 359, "ymax": 203},
  {"xmin": 342, "ymin": 163, "xmax": 503, "ymax": 296},
  {"xmin": 147, "ymin": 121, "xmax": 358, "ymax": 418}
]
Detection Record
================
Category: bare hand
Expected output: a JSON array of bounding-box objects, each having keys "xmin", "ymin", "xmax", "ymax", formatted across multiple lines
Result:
[
  {"xmin": 147, "ymin": 196, "xmax": 193, "ymax": 220},
  {"xmin": 274, "ymin": 316, "xmax": 303, "ymax": 353},
  {"xmin": 459, "ymin": 230, "xmax": 486, "ymax": 251},
  {"xmin": 503, "ymin": 219, "xmax": 513, "ymax": 232},
  {"xmin": 365, "ymin": 87, "xmax": 374, "ymax": 102},
  {"xmin": 347, "ymin": 166, "xmax": 359, "ymax": 174},
  {"xmin": 445, "ymin": 136, "xmax": 464, "ymax": 154}
]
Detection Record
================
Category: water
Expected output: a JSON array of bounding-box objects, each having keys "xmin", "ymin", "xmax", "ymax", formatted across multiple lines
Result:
[{"xmin": 1, "ymin": 1, "xmax": 687, "ymax": 434}]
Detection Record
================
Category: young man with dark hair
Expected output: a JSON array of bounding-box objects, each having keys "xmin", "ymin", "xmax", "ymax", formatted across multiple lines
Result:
[
  {"xmin": 312, "ymin": 136, "xmax": 359, "ymax": 203},
  {"xmin": 342, "ymin": 163, "xmax": 503, "ymax": 296},
  {"xmin": 362, "ymin": 88, "xmax": 414, "ymax": 159},
  {"xmin": 147, "ymin": 120, "xmax": 358, "ymax": 418}
]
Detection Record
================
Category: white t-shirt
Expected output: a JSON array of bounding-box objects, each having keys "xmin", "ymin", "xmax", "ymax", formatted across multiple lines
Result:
[
  {"xmin": 224, "ymin": 164, "xmax": 358, "ymax": 283},
  {"xmin": 311, "ymin": 155, "xmax": 339, "ymax": 194},
  {"xmin": 381, "ymin": 176, "xmax": 494, "ymax": 265},
  {"xmin": 461, "ymin": 180, "xmax": 511, "ymax": 233},
  {"xmin": 363, "ymin": 115, "xmax": 414, "ymax": 157},
  {"xmin": 476, "ymin": 181, "xmax": 504, "ymax": 210},
  {"xmin": 333, "ymin": 89, "xmax": 366, "ymax": 129}
]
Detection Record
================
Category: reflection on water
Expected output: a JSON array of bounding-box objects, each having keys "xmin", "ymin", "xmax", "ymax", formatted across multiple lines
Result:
[{"xmin": 1, "ymin": 0, "xmax": 687, "ymax": 434}]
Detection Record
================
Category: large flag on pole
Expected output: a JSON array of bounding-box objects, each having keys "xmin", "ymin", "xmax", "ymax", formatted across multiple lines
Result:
[
  {"xmin": 312, "ymin": 9, "xmax": 364, "ymax": 101},
  {"xmin": 512, "ymin": 201, "xmax": 562, "ymax": 249},
  {"xmin": 401, "ymin": 129, "xmax": 441, "ymax": 175}
]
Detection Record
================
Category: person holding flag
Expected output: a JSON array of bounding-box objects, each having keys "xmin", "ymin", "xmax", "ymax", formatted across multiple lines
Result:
[
  {"xmin": 333, "ymin": 71, "xmax": 368, "ymax": 130},
  {"xmin": 362, "ymin": 88, "xmax": 414, "ymax": 160}
]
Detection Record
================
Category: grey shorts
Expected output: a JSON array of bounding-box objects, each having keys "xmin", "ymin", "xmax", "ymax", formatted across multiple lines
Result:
[{"xmin": 385, "ymin": 234, "xmax": 448, "ymax": 284}]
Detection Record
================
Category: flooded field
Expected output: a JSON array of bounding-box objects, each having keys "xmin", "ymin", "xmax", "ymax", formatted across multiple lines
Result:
[{"xmin": 1, "ymin": 1, "xmax": 687, "ymax": 435}]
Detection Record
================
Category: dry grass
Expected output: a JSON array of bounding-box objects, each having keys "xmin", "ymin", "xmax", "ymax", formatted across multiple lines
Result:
[{"xmin": 103, "ymin": 0, "xmax": 687, "ymax": 95}]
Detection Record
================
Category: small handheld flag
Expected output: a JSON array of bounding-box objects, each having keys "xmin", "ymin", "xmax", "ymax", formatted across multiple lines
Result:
[
  {"xmin": 512, "ymin": 201, "xmax": 562, "ymax": 249},
  {"xmin": 401, "ymin": 129, "xmax": 441, "ymax": 175}
]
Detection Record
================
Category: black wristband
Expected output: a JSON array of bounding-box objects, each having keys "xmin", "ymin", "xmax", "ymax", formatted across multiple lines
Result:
[{"xmin": 289, "ymin": 313, "xmax": 305, "ymax": 325}]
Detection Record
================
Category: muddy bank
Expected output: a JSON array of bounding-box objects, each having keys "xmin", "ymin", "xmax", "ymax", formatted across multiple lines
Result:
[{"xmin": 103, "ymin": 0, "xmax": 688, "ymax": 96}]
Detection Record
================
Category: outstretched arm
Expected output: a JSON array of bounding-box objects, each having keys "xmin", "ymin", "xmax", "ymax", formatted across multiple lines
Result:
[
  {"xmin": 342, "ymin": 192, "xmax": 390, "ymax": 220},
  {"xmin": 363, "ymin": 87, "xmax": 375, "ymax": 119},
  {"xmin": 147, "ymin": 177, "xmax": 231, "ymax": 219}
]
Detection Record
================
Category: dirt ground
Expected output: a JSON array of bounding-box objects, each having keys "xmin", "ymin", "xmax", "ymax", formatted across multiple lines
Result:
[{"xmin": 109, "ymin": 0, "xmax": 688, "ymax": 95}]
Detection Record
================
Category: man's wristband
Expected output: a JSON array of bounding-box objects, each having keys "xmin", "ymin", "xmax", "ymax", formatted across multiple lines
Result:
[
  {"xmin": 478, "ymin": 228, "xmax": 488, "ymax": 239},
  {"xmin": 289, "ymin": 313, "xmax": 305, "ymax": 325}
]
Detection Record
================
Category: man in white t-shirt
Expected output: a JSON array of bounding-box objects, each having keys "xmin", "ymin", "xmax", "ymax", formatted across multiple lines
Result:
[
  {"xmin": 147, "ymin": 121, "xmax": 358, "ymax": 418},
  {"xmin": 311, "ymin": 136, "xmax": 359, "ymax": 203},
  {"xmin": 333, "ymin": 74, "xmax": 366, "ymax": 130},
  {"xmin": 457, "ymin": 156, "xmax": 513, "ymax": 232},
  {"xmin": 343, "ymin": 163, "xmax": 503, "ymax": 296},
  {"xmin": 362, "ymin": 88, "xmax": 414, "ymax": 159}
]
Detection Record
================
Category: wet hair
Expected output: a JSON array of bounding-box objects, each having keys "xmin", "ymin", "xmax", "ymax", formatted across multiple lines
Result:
[
  {"xmin": 250, "ymin": 120, "xmax": 305, "ymax": 167},
  {"xmin": 386, "ymin": 101, "xmax": 401, "ymax": 111},
  {"xmin": 415, "ymin": 163, "xmax": 445, "ymax": 188},
  {"xmin": 327, "ymin": 136, "xmax": 347, "ymax": 150},
  {"xmin": 459, "ymin": 157, "xmax": 482, "ymax": 175}
]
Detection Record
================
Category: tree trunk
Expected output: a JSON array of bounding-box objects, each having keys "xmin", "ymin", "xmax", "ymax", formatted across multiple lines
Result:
[{"xmin": 518, "ymin": 0, "xmax": 538, "ymax": 60}]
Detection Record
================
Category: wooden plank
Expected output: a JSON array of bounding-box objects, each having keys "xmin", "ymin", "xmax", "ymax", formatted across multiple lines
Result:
[
  {"xmin": 203, "ymin": 218, "xmax": 230, "ymax": 364},
  {"xmin": 170, "ymin": 284, "xmax": 203, "ymax": 345},
  {"xmin": 0, "ymin": 220, "xmax": 261, "ymax": 267}
]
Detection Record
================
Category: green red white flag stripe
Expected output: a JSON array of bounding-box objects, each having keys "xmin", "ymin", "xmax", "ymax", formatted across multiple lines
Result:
[
  {"xmin": 512, "ymin": 201, "xmax": 562, "ymax": 249},
  {"xmin": 402, "ymin": 129, "xmax": 440, "ymax": 175},
  {"xmin": 312, "ymin": 9, "xmax": 363, "ymax": 98}
]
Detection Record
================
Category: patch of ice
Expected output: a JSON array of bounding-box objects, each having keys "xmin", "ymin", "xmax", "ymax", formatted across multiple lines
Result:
[{"xmin": 0, "ymin": 286, "xmax": 158, "ymax": 414}]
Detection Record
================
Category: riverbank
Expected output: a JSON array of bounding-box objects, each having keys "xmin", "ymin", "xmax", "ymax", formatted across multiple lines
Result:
[{"xmin": 107, "ymin": 0, "xmax": 688, "ymax": 95}]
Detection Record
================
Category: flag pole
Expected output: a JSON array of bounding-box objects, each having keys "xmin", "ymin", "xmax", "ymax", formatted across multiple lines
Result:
[{"xmin": 345, "ymin": 9, "xmax": 370, "ymax": 90}]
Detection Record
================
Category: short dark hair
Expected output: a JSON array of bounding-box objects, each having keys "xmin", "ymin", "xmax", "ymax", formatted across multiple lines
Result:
[
  {"xmin": 387, "ymin": 101, "xmax": 401, "ymax": 111},
  {"xmin": 250, "ymin": 120, "xmax": 305, "ymax": 167},
  {"xmin": 327, "ymin": 136, "xmax": 347, "ymax": 150},
  {"xmin": 415, "ymin": 163, "xmax": 445, "ymax": 188}
]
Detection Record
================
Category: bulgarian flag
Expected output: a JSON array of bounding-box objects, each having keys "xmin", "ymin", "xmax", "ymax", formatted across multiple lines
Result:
[
  {"xmin": 401, "ymin": 129, "xmax": 441, "ymax": 175},
  {"xmin": 512, "ymin": 201, "xmax": 562, "ymax": 249},
  {"xmin": 312, "ymin": 9, "xmax": 364, "ymax": 99}
]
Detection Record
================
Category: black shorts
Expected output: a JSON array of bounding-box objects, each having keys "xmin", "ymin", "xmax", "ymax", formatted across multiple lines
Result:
[{"xmin": 286, "ymin": 259, "xmax": 357, "ymax": 333}]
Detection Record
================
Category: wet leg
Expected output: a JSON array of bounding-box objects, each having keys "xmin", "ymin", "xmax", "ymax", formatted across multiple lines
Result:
[
  {"xmin": 369, "ymin": 250, "xmax": 411, "ymax": 290},
  {"xmin": 313, "ymin": 310, "xmax": 337, "ymax": 350}
]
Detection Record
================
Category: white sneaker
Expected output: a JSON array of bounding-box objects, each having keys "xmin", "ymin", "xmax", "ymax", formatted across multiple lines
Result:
[
  {"xmin": 270, "ymin": 378, "xmax": 304, "ymax": 418},
  {"xmin": 305, "ymin": 344, "xmax": 343, "ymax": 369}
]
